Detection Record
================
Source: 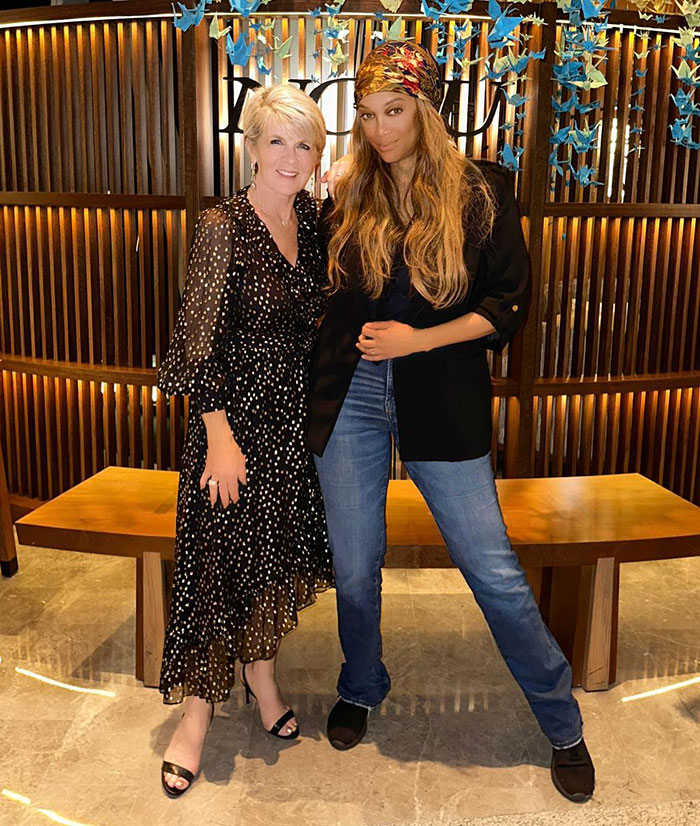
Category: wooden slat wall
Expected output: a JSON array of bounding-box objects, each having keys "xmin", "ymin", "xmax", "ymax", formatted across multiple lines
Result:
[
  {"xmin": 539, "ymin": 215, "xmax": 700, "ymax": 379},
  {"xmin": 532, "ymin": 386, "xmax": 700, "ymax": 502},
  {"xmin": 550, "ymin": 27, "xmax": 700, "ymax": 204},
  {"xmin": 0, "ymin": 206, "xmax": 185, "ymax": 364},
  {"xmin": 0, "ymin": 14, "xmax": 187, "ymax": 506},
  {"xmin": 0, "ymin": 20, "xmax": 182, "ymax": 195},
  {"xmin": 0, "ymin": 370, "xmax": 187, "ymax": 501},
  {"xmin": 0, "ymin": 3, "xmax": 699, "ymax": 514}
]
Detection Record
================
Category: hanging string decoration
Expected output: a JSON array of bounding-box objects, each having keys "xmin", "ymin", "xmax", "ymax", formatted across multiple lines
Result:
[
  {"xmin": 485, "ymin": 0, "xmax": 547, "ymax": 172},
  {"xmin": 171, "ymin": 0, "xmax": 700, "ymax": 186},
  {"xmin": 309, "ymin": 0, "xmax": 350, "ymax": 77},
  {"xmin": 548, "ymin": 0, "xmax": 610, "ymax": 188},
  {"xmin": 669, "ymin": 1, "xmax": 700, "ymax": 149},
  {"xmin": 418, "ymin": 0, "xmax": 546, "ymax": 173}
]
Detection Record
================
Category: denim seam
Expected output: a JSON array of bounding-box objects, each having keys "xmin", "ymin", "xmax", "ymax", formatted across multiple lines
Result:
[
  {"xmin": 337, "ymin": 693, "xmax": 375, "ymax": 711},
  {"xmin": 552, "ymin": 733, "xmax": 583, "ymax": 750}
]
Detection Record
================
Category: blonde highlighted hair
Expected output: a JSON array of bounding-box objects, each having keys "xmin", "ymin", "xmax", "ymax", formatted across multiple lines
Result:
[
  {"xmin": 328, "ymin": 99, "xmax": 496, "ymax": 308},
  {"xmin": 240, "ymin": 83, "xmax": 326, "ymax": 155}
]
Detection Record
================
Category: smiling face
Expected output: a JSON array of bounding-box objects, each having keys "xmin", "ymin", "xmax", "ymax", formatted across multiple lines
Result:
[
  {"xmin": 357, "ymin": 90, "xmax": 420, "ymax": 166},
  {"xmin": 247, "ymin": 118, "xmax": 319, "ymax": 196}
]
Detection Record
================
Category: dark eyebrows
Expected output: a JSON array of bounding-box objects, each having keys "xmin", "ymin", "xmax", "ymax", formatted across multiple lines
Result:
[{"xmin": 358, "ymin": 96, "xmax": 406, "ymax": 113}]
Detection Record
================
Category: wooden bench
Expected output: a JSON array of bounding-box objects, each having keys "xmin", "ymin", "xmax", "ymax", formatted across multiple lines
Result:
[{"xmin": 15, "ymin": 467, "xmax": 700, "ymax": 692}]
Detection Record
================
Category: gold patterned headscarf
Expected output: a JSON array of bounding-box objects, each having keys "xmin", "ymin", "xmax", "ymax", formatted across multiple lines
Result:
[{"xmin": 354, "ymin": 41, "xmax": 442, "ymax": 111}]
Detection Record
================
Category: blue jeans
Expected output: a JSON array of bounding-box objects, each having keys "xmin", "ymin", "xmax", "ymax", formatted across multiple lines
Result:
[{"xmin": 314, "ymin": 357, "xmax": 583, "ymax": 748}]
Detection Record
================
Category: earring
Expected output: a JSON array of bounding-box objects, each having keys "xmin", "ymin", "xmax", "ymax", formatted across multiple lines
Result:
[{"xmin": 250, "ymin": 162, "xmax": 257, "ymax": 189}]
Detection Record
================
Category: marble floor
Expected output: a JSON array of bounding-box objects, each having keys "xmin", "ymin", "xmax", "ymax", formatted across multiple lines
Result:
[{"xmin": 1, "ymin": 542, "xmax": 700, "ymax": 826}]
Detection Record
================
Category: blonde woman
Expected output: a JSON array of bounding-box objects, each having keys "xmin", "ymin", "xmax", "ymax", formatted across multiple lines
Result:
[
  {"xmin": 308, "ymin": 42, "xmax": 595, "ymax": 803},
  {"xmin": 157, "ymin": 84, "xmax": 333, "ymax": 796}
]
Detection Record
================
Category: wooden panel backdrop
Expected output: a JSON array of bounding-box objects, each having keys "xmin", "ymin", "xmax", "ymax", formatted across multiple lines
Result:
[{"xmin": 0, "ymin": 0, "xmax": 698, "ymax": 521}]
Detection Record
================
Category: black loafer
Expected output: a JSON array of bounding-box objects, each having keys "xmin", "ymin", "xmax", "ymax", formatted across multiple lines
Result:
[
  {"xmin": 550, "ymin": 737, "xmax": 595, "ymax": 803},
  {"xmin": 327, "ymin": 698, "xmax": 369, "ymax": 751}
]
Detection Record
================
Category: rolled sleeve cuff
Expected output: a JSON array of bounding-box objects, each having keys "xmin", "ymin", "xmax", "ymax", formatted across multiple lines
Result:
[{"xmin": 473, "ymin": 301, "xmax": 525, "ymax": 353}]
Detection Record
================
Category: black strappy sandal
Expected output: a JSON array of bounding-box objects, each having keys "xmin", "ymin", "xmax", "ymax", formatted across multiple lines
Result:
[
  {"xmin": 160, "ymin": 702, "xmax": 215, "ymax": 798},
  {"xmin": 241, "ymin": 664, "xmax": 300, "ymax": 740}
]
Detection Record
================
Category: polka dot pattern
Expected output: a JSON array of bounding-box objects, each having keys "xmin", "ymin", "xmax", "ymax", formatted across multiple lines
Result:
[{"xmin": 157, "ymin": 188, "xmax": 334, "ymax": 705}]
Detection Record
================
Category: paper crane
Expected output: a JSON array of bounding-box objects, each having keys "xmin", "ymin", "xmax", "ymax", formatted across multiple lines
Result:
[
  {"xmin": 226, "ymin": 32, "xmax": 254, "ymax": 66},
  {"xmin": 172, "ymin": 0, "xmax": 208, "ymax": 32}
]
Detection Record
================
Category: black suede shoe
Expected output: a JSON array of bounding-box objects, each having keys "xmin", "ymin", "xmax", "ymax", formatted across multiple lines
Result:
[
  {"xmin": 550, "ymin": 738, "xmax": 595, "ymax": 803},
  {"xmin": 327, "ymin": 698, "xmax": 369, "ymax": 751}
]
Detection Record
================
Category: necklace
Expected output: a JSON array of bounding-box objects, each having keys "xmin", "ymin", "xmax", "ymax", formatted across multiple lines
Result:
[{"xmin": 248, "ymin": 192, "xmax": 293, "ymax": 228}]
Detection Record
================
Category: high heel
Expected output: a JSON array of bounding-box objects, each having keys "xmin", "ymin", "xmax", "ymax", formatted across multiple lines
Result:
[
  {"xmin": 160, "ymin": 702, "xmax": 215, "ymax": 798},
  {"xmin": 241, "ymin": 663, "xmax": 300, "ymax": 740}
]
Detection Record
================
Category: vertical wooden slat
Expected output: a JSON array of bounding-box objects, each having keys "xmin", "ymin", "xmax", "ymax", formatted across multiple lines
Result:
[
  {"xmin": 0, "ymin": 33, "xmax": 8, "ymax": 191},
  {"xmin": 555, "ymin": 221, "xmax": 575, "ymax": 377},
  {"xmin": 44, "ymin": 376, "xmax": 57, "ymax": 499},
  {"xmin": 131, "ymin": 21, "xmax": 149, "ymax": 194},
  {"xmin": 76, "ymin": 24, "xmax": 92, "ymax": 191},
  {"xmin": 146, "ymin": 21, "xmax": 164, "ymax": 195},
  {"xmin": 90, "ymin": 24, "xmax": 108, "ymax": 192},
  {"xmin": 50, "ymin": 27, "xmax": 66, "ymax": 191},
  {"xmin": 118, "ymin": 22, "xmax": 135, "ymax": 193},
  {"xmin": 116, "ymin": 383, "xmax": 128, "ymax": 467},
  {"xmin": 13, "ymin": 30, "xmax": 29, "ymax": 190},
  {"xmin": 687, "ymin": 389, "xmax": 700, "ymax": 502},
  {"xmin": 129, "ymin": 384, "xmax": 140, "ymax": 468},
  {"xmin": 25, "ymin": 29, "xmax": 40, "ymax": 190},
  {"xmin": 13, "ymin": 207, "xmax": 27, "ymax": 355},
  {"xmin": 624, "ymin": 219, "xmax": 646, "ymax": 375},
  {"xmin": 610, "ymin": 218, "xmax": 632, "ymax": 375},
  {"xmin": 62, "ymin": 26, "xmax": 77, "ymax": 191},
  {"xmin": 104, "ymin": 381, "xmax": 116, "ymax": 469}
]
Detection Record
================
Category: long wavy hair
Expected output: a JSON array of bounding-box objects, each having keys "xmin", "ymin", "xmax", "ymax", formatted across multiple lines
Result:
[{"xmin": 327, "ymin": 98, "xmax": 497, "ymax": 308}]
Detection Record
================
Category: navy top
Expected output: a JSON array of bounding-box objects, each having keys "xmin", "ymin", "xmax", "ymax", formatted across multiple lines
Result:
[{"xmin": 376, "ymin": 257, "xmax": 412, "ymax": 322}]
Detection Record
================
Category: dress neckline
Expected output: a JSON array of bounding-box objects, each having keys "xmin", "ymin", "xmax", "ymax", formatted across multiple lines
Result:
[{"xmin": 243, "ymin": 187, "xmax": 303, "ymax": 270}]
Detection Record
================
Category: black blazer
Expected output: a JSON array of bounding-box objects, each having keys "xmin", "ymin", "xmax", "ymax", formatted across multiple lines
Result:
[{"xmin": 307, "ymin": 160, "xmax": 530, "ymax": 462}]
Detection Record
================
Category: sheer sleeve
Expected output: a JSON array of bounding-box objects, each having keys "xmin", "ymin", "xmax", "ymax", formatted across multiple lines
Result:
[{"xmin": 157, "ymin": 205, "xmax": 238, "ymax": 413}]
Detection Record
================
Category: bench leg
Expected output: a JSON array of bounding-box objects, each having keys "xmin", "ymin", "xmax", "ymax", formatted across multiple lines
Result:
[
  {"xmin": 523, "ymin": 566, "xmax": 543, "ymax": 603},
  {"xmin": 582, "ymin": 556, "xmax": 616, "ymax": 691},
  {"xmin": 0, "ymin": 446, "xmax": 18, "ymax": 578},
  {"xmin": 135, "ymin": 558, "xmax": 144, "ymax": 682},
  {"xmin": 537, "ymin": 563, "xmax": 619, "ymax": 690},
  {"xmin": 141, "ymin": 552, "xmax": 167, "ymax": 688}
]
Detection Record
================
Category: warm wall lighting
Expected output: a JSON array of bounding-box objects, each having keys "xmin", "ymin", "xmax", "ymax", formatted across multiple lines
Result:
[
  {"xmin": 621, "ymin": 674, "xmax": 700, "ymax": 703},
  {"xmin": 15, "ymin": 667, "xmax": 116, "ymax": 697},
  {"xmin": 0, "ymin": 15, "xmax": 172, "ymax": 29}
]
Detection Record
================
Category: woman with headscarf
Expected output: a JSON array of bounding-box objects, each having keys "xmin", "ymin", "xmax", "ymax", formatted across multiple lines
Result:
[{"xmin": 309, "ymin": 41, "xmax": 595, "ymax": 803}]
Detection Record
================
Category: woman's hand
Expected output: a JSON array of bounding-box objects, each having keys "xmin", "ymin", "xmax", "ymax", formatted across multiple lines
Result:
[
  {"xmin": 321, "ymin": 154, "xmax": 352, "ymax": 198},
  {"xmin": 357, "ymin": 321, "xmax": 423, "ymax": 361},
  {"xmin": 200, "ymin": 411, "xmax": 247, "ymax": 508}
]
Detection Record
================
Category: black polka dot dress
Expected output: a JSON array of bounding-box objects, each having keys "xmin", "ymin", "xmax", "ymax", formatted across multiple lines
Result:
[{"xmin": 157, "ymin": 188, "xmax": 333, "ymax": 705}]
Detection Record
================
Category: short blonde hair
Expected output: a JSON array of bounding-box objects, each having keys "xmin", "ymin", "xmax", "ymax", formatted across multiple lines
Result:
[{"xmin": 240, "ymin": 84, "xmax": 326, "ymax": 155}]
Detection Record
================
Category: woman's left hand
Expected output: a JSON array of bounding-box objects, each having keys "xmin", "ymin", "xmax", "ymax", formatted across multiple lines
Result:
[{"xmin": 357, "ymin": 321, "xmax": 421, "ymax": 361}]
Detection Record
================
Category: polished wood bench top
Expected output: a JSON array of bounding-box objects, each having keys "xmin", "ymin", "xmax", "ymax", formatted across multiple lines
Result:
[
  {"xmin": 15, "ymin": 467, "xmax": 700, "ymax": 567},
  {"xmin": 16, "ymin": 467, "xmax": 179, "ymax": 556},
  {"xmin": 386, "ymin": 472, "xmax": 700, "ymax": 565}
]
